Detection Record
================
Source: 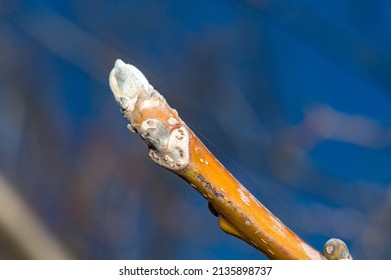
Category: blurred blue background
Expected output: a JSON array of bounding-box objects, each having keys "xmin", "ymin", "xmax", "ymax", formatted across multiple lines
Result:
[{"xmin": 1, "ymin": 0, "xmax": 391, "ymax": 259}]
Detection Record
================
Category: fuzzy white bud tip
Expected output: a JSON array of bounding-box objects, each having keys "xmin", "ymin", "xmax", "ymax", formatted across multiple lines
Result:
[{"xmin": 109, "ymin": 59, "xmax": 152, "ymax": 107}]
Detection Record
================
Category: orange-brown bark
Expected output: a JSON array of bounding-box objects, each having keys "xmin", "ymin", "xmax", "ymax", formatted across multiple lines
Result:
[{"xmin": 179, "ymin": 129, "xmax": 325, "ymax": 259}]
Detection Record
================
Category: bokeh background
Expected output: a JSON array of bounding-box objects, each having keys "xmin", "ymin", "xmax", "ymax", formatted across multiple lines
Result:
[{"xmin": 1, "ymin": 0, "xmax": 391, "ymax": 260}]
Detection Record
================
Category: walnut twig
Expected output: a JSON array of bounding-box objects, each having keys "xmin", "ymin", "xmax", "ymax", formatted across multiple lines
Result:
[{"xmin": 108, "ymin": 59, "xmax": 351, "ymax": 260}]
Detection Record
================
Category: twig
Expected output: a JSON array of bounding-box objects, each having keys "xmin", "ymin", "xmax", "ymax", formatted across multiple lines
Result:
[{"xmin": 109, "ymin": 59, "xmax": 333, "ymax": 259}]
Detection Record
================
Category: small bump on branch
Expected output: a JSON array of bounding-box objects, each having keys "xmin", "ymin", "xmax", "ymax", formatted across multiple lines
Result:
[{"xmin": 323, "ymin": 238, "xmax": 352, "ymax": 260}]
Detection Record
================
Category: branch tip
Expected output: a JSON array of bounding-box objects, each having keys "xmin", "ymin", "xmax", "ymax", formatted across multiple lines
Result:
[
  {"xmin": 109, "ymin": 59, "xmax": 153, "ymax": 112},
  {"xmin": 109, "ymin": 59, "xmax": 330, "ymax": 260}
]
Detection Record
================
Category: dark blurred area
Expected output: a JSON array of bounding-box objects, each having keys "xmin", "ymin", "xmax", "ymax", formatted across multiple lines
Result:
[{"xmin": 1, "ymin": 0, "xmax": 391, "ymax": 259}]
